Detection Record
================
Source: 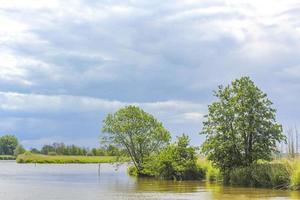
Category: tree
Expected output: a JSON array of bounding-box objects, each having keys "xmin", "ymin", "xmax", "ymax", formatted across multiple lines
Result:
[
  {"xmin": 14, "ymin": 144, "xmax": 26, "ymax": 156},
  {"xmin": 0, "ymin": 135, "xmax": 19, "ymax": 155},
  {"xmin": 30, "ymin": 148, "xmax": 40, "ymax": 154},
  {"xmin": 201, "ymin": 77, "xmax": 285, "ymax": 176},
  {"xmin": 102, "ymin": 105, "xmax": 171, "ymax": 174},
  {"xmin": 41, "ymin": 145, "xmax": 55, "ymax": 155}
]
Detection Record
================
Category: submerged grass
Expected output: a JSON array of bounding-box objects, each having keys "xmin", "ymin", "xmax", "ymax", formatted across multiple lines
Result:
[{"xmin": 16, "ymin": 154, "xmax": 129, "ymax": 164}]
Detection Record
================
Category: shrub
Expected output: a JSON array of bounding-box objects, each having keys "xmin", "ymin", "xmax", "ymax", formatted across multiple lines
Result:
[
  {"xmin": 197, "ymin": 158, "xmax": 222, "ymax": 182},
  {"xmin": 155, "ymin": 135, "xmax": 204, "ymax": 180},
  {"xmin": 132, "ymin": 135, "xmax": 204, "ymax": 180},
  {"xmin": 128, "ymin": 165, "xmax": 138, "ymax": 176}
]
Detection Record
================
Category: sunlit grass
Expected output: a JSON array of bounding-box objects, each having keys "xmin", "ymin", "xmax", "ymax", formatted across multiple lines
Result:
[
  {"xmin": 197, "ymin": 158, "xmax": 222, "ymax": 182},
  {"xmin": 16, "ymin": 153, "xmax": 129, "ymax": 164}
]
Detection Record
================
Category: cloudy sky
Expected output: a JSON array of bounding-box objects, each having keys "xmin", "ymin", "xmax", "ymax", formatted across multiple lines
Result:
[{"xmin": 0, "ymin": 0, "xmax": 300, "ymax": 148}]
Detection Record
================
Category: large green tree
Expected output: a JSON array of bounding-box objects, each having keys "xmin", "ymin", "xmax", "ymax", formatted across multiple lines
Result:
[
  {"xmin": 201, "ymin": 77, "xmax": 285, "ymax": 175},
  {"xmin": 0, "ymin": 135, "xmax": 19, "ymax": 155},
  {"xmin": 102, "ymin": 105, "xmax": 171, "ymax": 174}
]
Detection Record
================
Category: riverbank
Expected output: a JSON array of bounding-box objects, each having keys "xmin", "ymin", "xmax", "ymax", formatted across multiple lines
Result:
[
  {"xmin": 0, "ymin": 155, "xmax": 16, "ymax": 160},
  {"xmin": 16, "ymin": 154, "xmax": 129, "ymax": 164}
]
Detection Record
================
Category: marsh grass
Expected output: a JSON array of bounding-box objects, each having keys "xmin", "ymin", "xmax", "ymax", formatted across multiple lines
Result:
[{"xmin": 16, "ymin": 153, "xmax": 129, "ymax": 164}]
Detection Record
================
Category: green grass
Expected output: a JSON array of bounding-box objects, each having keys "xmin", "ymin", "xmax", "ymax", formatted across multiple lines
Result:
[
  {"xmin": 16, "ymin": 154, "xmax": 129, "ymax": 164},
  {"xmin": 0, "ymin": 155, "xmax": 16, "ymax": 160}
]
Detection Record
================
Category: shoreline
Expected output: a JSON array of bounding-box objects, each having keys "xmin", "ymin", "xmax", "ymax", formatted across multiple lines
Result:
[{"xmin": 16, "ymin": 154, "xmax": 129, "ymax": 164}]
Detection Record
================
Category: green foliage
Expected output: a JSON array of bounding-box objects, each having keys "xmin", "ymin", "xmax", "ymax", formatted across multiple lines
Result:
[
  {"xmin": 41, "ymin": 143, "xmax": 88, "ymax": 156},
  {"xmin": 0, "ymin": 155, "xmax": 16, "ymax": 160},
  {"xmin": 14, "ymin": 144, "xmax": 26, "ymax": 156},
  {"xmin": 91, "ymin": 148, "xmax": 106, "ymax": 156},
  {"xmin": 229, "ymin": 163, "xmax": 291, "ymax": 188},
  {"xmin": 197, "ymin": 158, "xmax": 222, "ymax": 181},
  {"xmin": 102, "ymin": 105, "xmax": 171, "ymax": 174},
  {"xmin": 30, "ymin": 148, "xmax": 40, "ymax": 154},
  {"xmin": 0, "ymin": 135, "xmax": 19, "ymax": 155},
  {"xmin": 128, "ymin": 165, "xmax": 138, "ymax": 176},
  {"xmin": 133, "ymin": 135, "xmax": 204, "ymax": 180},
  {"xmin": 39, "ymin": 142, "xmax": 123, "ymax": 156},
  {"xmin": 201, "ymin": 77, "xmax": 285, "ymax": 176}
]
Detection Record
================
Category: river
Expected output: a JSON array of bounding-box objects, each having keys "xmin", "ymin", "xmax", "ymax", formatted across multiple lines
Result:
[{"xmin": 0, "ymin": 161, "xmax": 299, "ymax": 200}]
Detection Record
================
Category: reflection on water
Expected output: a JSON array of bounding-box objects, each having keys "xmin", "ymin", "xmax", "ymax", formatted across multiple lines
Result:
[{"xmin": 0, "ymin": 161, "xmax": 299, "ymax": 200}]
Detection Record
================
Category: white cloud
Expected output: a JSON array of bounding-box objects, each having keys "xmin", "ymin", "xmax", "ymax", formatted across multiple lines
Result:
[{"xmin": 0, "ymin": 92, "xmax": 206, "ymax": 125}]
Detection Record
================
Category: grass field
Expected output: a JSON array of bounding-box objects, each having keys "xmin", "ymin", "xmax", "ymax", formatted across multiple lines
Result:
[
  {"xmin": 16, "ymin": 154, "xmax": 129, "ymax": 164},
  {"xmin": 0, "ymin": 155, "xmax": 16, "ymax": 160}
]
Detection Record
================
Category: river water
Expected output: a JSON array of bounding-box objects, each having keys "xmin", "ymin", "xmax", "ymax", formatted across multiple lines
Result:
[{"xmin": 0, "ymin": 161, "xmax": 299, "ymax": 200}]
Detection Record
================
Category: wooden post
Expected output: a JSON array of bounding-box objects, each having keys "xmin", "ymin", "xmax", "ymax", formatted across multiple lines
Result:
[{"xmin": 98, "ymin": 163, "xmax": 101, "ymax": 176}]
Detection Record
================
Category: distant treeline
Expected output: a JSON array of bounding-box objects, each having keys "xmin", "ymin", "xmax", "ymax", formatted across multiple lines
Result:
[
  {"xmin": 0, "ymin": 134, "xmax": 125, "ymax": 157},
  {"xmin": 31, "ymin": 143, "xmax": 125, "ymax": 156}
]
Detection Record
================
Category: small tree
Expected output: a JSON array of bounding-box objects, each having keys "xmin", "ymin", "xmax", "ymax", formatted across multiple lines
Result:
[
  {"xmin": 102, "ymin": 105, "xmax": 171, "ymax": 174},
  {"xmin": 201, "ymin": 77, "xmax": 285, "ymax": 177},
  {"xmin": 0, "ymin": 135, "xmax": 19, "ymax": 155},
  {"xmin": 14, "ymin": 144, "xmax": 26, "ymax": 156}
]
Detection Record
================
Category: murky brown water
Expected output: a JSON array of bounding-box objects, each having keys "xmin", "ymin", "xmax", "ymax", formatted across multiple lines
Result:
[{"xmin": 0, "ymin": 161, "xmax": 299, "ymax": 200}]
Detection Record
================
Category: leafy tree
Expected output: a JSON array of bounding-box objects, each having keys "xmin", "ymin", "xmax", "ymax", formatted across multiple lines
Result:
[
  {"xmin": 14, "ymin": 144, "xmax": 26, "ymax": 156},
  {"xmin": 0, "ymin": 135, "xmax": 19, "ymax": 155},
  {"xmin": 30, "ymin": 148, "xmax": 40, "ymax": 154},
  {"xmin": 201, "ymin": 77, "xmax": 285, "ymax": 177},
  {"xmin": 41, "ymin": 145, "xmax": 55, "ymax": 155},
  {"xmin": 102, "ymin": 105, "xmax": 171, "ymax": 174},
  {"xmin": 91, "ymin": 148, "xmax": 106, "ymax": 156}
]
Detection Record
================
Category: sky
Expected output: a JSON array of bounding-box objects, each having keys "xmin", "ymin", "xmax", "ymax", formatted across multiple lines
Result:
[{"xmin": 0, "ymin": 0, "xmax": 300, "ymax": 148}]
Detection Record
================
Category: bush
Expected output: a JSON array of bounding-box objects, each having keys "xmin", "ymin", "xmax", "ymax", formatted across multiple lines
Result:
[
  {"xmin": 197, "ymin": 158, "xmax": 222, "ymax": 181},
  {"xmin": 128, "ymin": 165, "xmax": 138, "ymax": 176},
  {"xmin": 135, "ymin": 135, "xmax": 204, "ymax": 180}
]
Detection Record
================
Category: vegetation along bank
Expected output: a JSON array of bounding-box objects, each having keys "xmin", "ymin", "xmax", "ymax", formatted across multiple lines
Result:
[{"xmin": 101, "ymin": 76, "xmax": 300, "ymax": 190}]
